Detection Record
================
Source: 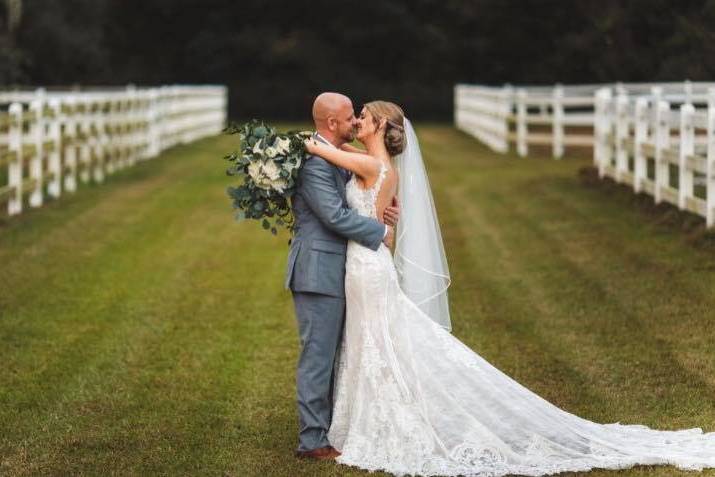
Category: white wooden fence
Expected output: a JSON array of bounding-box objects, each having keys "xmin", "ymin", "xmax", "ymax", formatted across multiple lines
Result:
[
  {"xmin": 454, "ymin": 82, "xmax": 715, "ymax": 158},
  {"xmin": 455, "ymin": 81, "xmax": 715, "ymax": 227},
  {"xmin": 594, "ymin": 86, "xmax": 715, "ymax": 227},
  {"xmin": 0, "ymin": 85, "xmax": 227, "ymax": 217},
  {"xmin": 455, "ymin": 83, "xmax": 600, "ymax": 157}
]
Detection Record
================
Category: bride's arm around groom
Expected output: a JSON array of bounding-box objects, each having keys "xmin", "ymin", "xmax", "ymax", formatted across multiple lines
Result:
[{"xmin": 299, "ymin": 155, "xmax": 386, "ymax": 250}]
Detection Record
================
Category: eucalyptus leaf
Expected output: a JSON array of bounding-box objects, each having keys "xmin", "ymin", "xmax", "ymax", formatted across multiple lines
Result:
[{"xmin": 225, "ymin": 120, "xmax": 310, "ymax": 237}]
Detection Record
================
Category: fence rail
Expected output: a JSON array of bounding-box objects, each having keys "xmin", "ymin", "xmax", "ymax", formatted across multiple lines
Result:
[
  {"xmin": 455, "ymin": 81, "xmax": 715, "ymax": 228},
  {"xmin": 594, "ymin": 86, "xmax": 715, "ymax": 227},
  {"xmin": 454, "ymin": 82, "xmax": 715, "ymax": 158},
  {"xmin": 0, "ymin": 84, "xmax": 227, "ymax": 217}
]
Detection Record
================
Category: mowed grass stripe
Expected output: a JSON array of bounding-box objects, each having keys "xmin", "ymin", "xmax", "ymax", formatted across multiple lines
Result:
[
  {"xmin": 421, "ymin": 129, "xmax": 615, "ymax": 414},
  {"xmin": 470, "ymin": 181, "xmax": 714, "ymax": 422},
  {"xmin": 2, "ymin": 140, "xmax": 236, "ymax": 399},
  {"xmin": 1, "ymin": 137, "xmax": 292, "ymax": 474},
  {"xmin": 423, "ymin": 127, "xmax": 715, "ymax": 437},
  {"xmin": 513, "ymin": 177, "xmax": 715, "ymax": 397},
  {"xmin": 429, "ymin": 129, "xmax": 715, "ymax": 424},
  {"xmin": 1, "ymin": 126, "xmax": 714, "ymax": 476}
]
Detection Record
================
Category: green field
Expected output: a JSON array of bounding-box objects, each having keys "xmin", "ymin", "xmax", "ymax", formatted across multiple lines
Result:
[{"xmin": 1, "ymin": 126, "xmax": 714, "ymax": 476}]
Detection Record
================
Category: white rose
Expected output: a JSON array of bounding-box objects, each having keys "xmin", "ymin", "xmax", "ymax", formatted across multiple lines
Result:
[
  {"xmin": 271, "ymin": 178, "xmax": 288, "ymax": 193},
  {"xmin": 258, "ymin": 176, "xmax": 272, "ymax": 189},
  {"xmin": 247, "ymin": 160, "xmax": 271, "ymax": 189},
  {"xmin": 274, "ymin": 137, "xmax": 291, "ymax": 154},
  {"xmin": 265, "ymin": 146, "xmax": 277, "ymax": 158},
  {"xmin": 247, "ymin": 161, "xmax": 262, "ymax": 183},
  {"xmin": 262, "ymin": 159, "xmax": 281, "ymax": 181},
  {"xmin": 252, "ymin": 138, "xmax": 263, "ymax": 155}
]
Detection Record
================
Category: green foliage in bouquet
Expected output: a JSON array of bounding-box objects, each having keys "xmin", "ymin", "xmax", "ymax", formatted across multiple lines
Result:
[{"xmin": 224, "ymin": 120, "xmax": 312, "ymax": 235}]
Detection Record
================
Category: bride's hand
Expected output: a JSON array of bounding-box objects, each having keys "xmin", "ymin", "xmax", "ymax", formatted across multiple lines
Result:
[
  {"xmin": 304, "ymin": 137, "xmax": 321, "ymax": 154},
  {"xmin": 383, "ymin": 196, "xmax": 400, "ymax": 227}
]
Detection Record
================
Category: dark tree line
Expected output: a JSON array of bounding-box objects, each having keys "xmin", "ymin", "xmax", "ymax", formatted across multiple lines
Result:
[{"xmin": 1, "ymin": 0, "xmax": 714, "ymax": 119}]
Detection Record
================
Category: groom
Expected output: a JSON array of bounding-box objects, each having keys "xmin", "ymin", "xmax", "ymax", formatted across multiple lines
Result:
[{"xmin": 285, "ymin": 92, "xmax": 399, "ymax": 460}]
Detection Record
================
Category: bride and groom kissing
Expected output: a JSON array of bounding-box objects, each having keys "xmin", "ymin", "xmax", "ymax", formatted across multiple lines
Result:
[{"xmin": 282, "ymin": 92, "xmax": 715, "ymax": 476}]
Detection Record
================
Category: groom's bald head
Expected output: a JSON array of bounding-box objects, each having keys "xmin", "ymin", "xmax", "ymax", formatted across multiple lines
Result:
[
  {"xmin": 312, "ymin": 92, "xmax": 357, "ymax": 146},
  {"xmin": 312, "ymin": 92, "xmax": 350, "ymax": 125}
]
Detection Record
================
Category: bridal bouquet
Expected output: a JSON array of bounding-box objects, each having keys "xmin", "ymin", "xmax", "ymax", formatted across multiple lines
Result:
[{"xmin": 224, "ymin": 120, "xmax": 312, "ymax": 234}]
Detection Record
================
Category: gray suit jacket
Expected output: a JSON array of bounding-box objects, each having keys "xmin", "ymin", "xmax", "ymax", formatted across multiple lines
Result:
[{"xmin": 285, "ymin": 137, "xmax": 385, "ymax": 298}]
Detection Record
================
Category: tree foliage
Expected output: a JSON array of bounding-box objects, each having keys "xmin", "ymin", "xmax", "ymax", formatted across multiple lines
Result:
[{"xmin": 1, "ymin": 0, "xmax": 714, "ymax": 119}]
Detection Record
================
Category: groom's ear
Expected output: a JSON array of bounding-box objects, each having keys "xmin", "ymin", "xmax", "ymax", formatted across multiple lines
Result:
[{"xmin": 326, "ymin": 116, "xmax": 337, "ymax": 131}]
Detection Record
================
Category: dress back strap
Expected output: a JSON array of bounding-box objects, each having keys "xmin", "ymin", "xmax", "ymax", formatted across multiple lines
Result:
[{"xmin": 372, "ymin": 162, "xmax": 388, "ymax": 194}]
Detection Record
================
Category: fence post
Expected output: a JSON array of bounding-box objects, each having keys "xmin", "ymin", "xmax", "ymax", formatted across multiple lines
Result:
[
  {"xmin": 633, "ymin": 97, "xmax": 648, "ymax": 193},
  {"xmin": 593, "ymin": 89, "xmax": 603, "ymax": 173},
  {"xmin": 654, "ymin": 100, "xmax": 670, "ymax": 204},
  {"xmin": 595, "ymin": 88, "xmax": 612, "ymax": 177},
  {"xmin": 108, "ymin": 98, "xmax": 119, "ymax": 172},
  {"xmin": 219, "ymin": 85, "xmax": 228, "ymax": 133},
  {"xmin": 707, "ymin": 88, "xmax": 715, "ymax": 227},
  {"xmin": 130, "ymin": 93, "xmax": 138, "ymax": 162},
  {"xmin": 121, "ymin": 95, "xmax": 130, "ymax": 168},
  {"xmin": 159, "ymin": 86, "xmax": 169, "ymax": 151},
  {"xmin": 651, "ymin": 86, "xmax": 663, "ymax": 104},
  {"xmin": 126, "ymin": 84, "xmax": 137, "ymax": 167},
  {"xmin": 498, "ymin": 85, "xmax": 512, "ymax": 153},
  {"xmin": 47, "ymin": 98, "xmax": 62, "ymax": 198},
  {"xmin": 615, "ymin": 93, "xmax": 629, "ymax": 182},
  {"xmin": 92, "ymin": 100, "xmax": 105, "ymax": 183},
  {"xmin": 516, "ymin": 88, "xmax": 528, "ymax": 157},
  {"xmin": 678, "ymin": 103, "xmax": 695, "ymax": 211},
  {"xmin": 102, "ymin": 98, "xmax": 111, "ymax": 177},
  {"xmin": 178, "ymin": 87, "xmax": 188, "ymax": 145},
  {"xmin": 453, "ymin": 84, "xmax": 460, "ymax": 130},
  {"xmin": 684, "ymin": 79, "xmax": 693, "ymax": 104},
  {"xmin": 615, "ymin": 82, "xmax": 626, "ymax": 97},
  {"xmin": 169, "ymin": 86, "xmax": 176, "ymax": 148},
  {"xmin": 7, "ymin": 103, "xmax": 23, "ymax": 215},
  {"xmin": 593, "ymin": 88, "xmax": 603, "ymax": 171},
  {"xmin": 64, "ymin": 96, "xmax": 78, "ymax": 193},
  {"xmin": 107, "ymin": 98, "xmax": 119, "ymax": 175},
  {"xmin": 552, "ymin": 84, "xmax": 564, "ymax": 159},
  {"xmin": 121, "ymin": 95, "xmax": 129, "ymax": 169},
  {"xmin": 79, "ymin": 99, "xmax": 91, "ymax": 184},
  {"xmin": 147, "ymin": 88, "xmax": 159, "ymax": 158},
  {"xmin": 132, "ymin": 89, "xmax": 141, "ymax": 164},
  {"xmin": 28, "ymin": 90, "xmax": 46, "ymax": 207}
]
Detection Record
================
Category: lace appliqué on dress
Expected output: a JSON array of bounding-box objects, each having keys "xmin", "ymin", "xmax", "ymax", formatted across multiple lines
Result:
[{"xmin": 327, "ymin": 158, "xmax": 715, "ymax": 477}]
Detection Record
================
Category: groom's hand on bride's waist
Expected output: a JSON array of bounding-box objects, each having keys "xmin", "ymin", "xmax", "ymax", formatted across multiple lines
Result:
[{"xmin": 383, "ymin": 196, "xmax": 400, "ymax": 227}]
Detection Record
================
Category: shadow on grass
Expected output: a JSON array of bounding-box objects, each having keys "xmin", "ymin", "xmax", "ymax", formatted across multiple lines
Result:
[{"xmin": 578, "ymin": 166, "xmax": 715, "ymax": 253}]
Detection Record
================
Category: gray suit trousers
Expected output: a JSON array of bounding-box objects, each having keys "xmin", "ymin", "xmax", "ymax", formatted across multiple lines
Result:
[{"xmin": 291, "ymin": 291, "xmax": 345, "ymax": 451}]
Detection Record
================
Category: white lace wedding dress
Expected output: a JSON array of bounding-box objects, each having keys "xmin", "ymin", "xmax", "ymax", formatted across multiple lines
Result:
[{"xmin": 327, "ymin": 163, "xmax": 715, "ymax": 477}]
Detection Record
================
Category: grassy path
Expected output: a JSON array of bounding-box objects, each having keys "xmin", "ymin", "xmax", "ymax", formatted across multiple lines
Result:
[{"xmin": 1, "ymin": 127, "xmax": 714, "ymax": 476}]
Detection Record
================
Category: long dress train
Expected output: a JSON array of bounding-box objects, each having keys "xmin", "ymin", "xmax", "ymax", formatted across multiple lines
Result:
[{"xmin": 328, "ymin": 163, "xmax": 715, "ymax": 477}]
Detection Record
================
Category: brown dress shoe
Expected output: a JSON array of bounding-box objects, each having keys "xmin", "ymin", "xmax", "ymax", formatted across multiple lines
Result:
[{"xmin": 294, "ymin": 445, "xmax": 341, "ymax": 460}]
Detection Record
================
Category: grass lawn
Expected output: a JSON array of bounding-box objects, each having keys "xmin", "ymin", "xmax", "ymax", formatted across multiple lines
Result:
[{"xmin": 1, "ymin": 125, "xmax": 714, "ymax": 476}]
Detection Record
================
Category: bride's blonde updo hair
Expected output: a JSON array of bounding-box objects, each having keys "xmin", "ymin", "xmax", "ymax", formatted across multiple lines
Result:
[{"xmin": 364, "ymin": 100, "xmax": 406, "ymax": 156}]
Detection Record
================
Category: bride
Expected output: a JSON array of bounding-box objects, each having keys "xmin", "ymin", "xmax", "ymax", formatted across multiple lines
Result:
[{"xmin": 303, "ymin": 101, "xmax": 715, "ymax": 477}]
